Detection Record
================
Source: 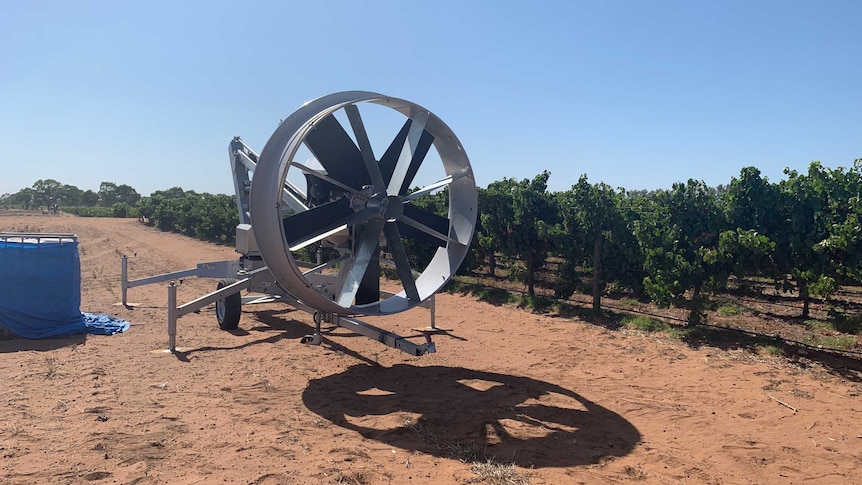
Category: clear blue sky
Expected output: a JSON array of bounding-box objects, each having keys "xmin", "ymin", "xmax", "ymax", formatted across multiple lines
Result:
[{"xmin": 2, "ymin": 0, "xmax": 860, "ymax": 197}]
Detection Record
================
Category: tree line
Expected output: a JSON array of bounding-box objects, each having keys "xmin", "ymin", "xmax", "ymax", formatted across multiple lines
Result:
[
  {"xmin": 3, "ymin": 159, "xmax": 861, "ymax": 326},
  {"xmin": 1, "ymin": 179, "xmax": 141, "ymax": 209},
  {"xmin": 1, "ymin": 181, "xmax": 236, "ymax": 244}
]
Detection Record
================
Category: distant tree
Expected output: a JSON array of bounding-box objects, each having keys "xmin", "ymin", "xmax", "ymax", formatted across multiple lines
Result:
[
  {"xmin": 16, "ymin": 188, "xmax": 35, "ymax": 210},
  {"xmin": 31, "ymin": 179, "xmax": 63, "ymax": 207},
  {"xmin": 156, "ymin": 187, "xmax": 186, "ymax": 199},
  {"xmin": 98, "ymin": 181, "xmax": 141, "ymax": 207},
  {"xmin": 115, "ymin": 184, "xmax": 141, "ymax": 205},
  {"xmin": 57, "ymin": 184, "xmax": 83, "ymax": 206},
  {"xmin": 98, "ymin": 182, "xmax": 119, "ymax": 206},
  {"xmin": 81, "ymin": 190, "xmax": 99, "ymax": 206}
]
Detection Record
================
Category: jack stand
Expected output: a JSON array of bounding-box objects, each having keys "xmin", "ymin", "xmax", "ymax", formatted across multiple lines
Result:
[
  {"xmin": 412, "ymin": 296, "xmax": 450, "ymax": 334},
  {"xmin": 301, "ymin": 312, "xmax": 325, "ymax": 345}
]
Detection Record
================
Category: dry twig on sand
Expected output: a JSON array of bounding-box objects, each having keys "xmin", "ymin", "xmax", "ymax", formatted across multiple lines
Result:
[{"xmin": 766, "ymin": 394, "xmax": 797, "ymax": 412}]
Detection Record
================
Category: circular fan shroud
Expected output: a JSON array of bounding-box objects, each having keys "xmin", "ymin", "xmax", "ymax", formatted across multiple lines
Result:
[{"xmin": 250, "ymin": 91, "xmax": 477, "ymax": 316}]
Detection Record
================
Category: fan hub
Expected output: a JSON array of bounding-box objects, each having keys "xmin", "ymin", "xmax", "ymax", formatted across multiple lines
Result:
[{"xmin": 383, "ymin": 195, "xmax": 403, "ymax": 221}]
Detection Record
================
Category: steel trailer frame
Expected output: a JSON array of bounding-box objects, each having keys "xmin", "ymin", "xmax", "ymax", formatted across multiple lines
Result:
[
  {"xmin": 120, "ymin": 254, "xmax": 439, "ymax": 356},
  {"xmin": 120, "ymin": 134, "xmax": 445, "ymax": 356}
]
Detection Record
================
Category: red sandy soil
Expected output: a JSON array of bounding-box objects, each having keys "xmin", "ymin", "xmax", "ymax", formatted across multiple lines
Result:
[{"xmin": 1, "ymin": 212, "xmax": 860, "ymax": 484}]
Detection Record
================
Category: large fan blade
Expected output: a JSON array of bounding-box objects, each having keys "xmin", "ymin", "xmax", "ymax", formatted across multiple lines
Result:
[
  {"xmin": 355, "ymin": 243, "xmax": 381, "ymax": 305},
  {"xmin": 381, "ymin": 112, "xmax": 434, "ymax": 196},
  {"xmin": 396, "ymin": 204, "xmax": 453, "ymax": 247},
  {"xmin": 383, "ymin": 223, "xmax": 420, "ymax": 302},
  {"xmin": 378, "ymin": 119, "xmax": 412, "ymax": 186},
  {"xmin": 283, "ymin": 198, "xmax": 374, "ymax": 249},
  {"xmin": 337, "ymin": 219, "xmax": 385, "ymax": 307},
  {"xmin": 344, "ymin": 105, "xmax": 386, "ymax": 194},
  {"xmin": 303, "ymin": 114, "xmax": 371, "ymax": 189},
  {"xmin": 395, "ymin": 129, "xmax": 434, "ymax": 196},
  {"xmin": 288, "ymin": 161, "xmax": 363, "ymax": 198}
]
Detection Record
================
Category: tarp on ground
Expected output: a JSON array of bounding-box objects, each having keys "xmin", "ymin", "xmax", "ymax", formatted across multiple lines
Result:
[{"xmin": 0, "ymin": 236, "xmax": 130, "ymax": 338}]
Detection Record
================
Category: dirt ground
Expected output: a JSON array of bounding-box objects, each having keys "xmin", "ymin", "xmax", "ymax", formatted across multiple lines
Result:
[{"xmin": 1, "ymin": 212, "xmax": 861, "ymax": 485}]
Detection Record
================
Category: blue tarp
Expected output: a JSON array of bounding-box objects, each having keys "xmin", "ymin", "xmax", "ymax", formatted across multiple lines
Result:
[
  {"xmin": 0, "ymin": 238, "xmax": 130, "ymax": 338},
  {"xmin": 83, "ymin": 312, "xmax": 130, "ymax": 335}
]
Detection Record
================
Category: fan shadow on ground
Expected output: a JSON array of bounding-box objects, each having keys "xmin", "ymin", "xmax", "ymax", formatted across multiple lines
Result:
[{"xmin": 303, "ymin": 363, "xmax": 640, "ymax": 468}]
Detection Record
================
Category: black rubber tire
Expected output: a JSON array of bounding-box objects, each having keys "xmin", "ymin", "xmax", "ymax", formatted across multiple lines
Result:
[{"xmin": 216, "ymin": 278, "xmax": 242, "ymax": 330}]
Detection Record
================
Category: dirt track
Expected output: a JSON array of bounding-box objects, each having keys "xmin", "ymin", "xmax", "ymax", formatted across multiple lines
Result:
[{"xmin": 1, "ymin": 213, "xmax": 860, "ymax": 484}]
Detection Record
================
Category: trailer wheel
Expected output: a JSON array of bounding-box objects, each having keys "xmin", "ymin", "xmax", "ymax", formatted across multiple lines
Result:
[{"xmin": 216, "ymin": 278, "xmax": 242, "ymax": 330}]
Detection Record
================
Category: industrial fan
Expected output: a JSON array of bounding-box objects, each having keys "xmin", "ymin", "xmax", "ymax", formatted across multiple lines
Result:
[
  {"xmin": 121, "ymin": 91, "xmax": 477, "ymax": 356},
  {"xmin": 250, "ymin": 91, "xmax": 478, "ymax": 316}
]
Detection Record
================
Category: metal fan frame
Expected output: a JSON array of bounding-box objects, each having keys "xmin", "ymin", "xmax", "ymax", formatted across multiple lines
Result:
[{"xmin": 250, "ymin": 91, "xmax": 477, "ymax": 316}]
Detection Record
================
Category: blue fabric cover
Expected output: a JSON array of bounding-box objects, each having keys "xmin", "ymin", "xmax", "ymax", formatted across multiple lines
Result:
[
  {"xmin": 0, "ymin": 239, "xmax": 131, "ymax": 338},
  {"xmin": 0, "ymin": 239, "xmax": 87, "ymax": 338}
]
